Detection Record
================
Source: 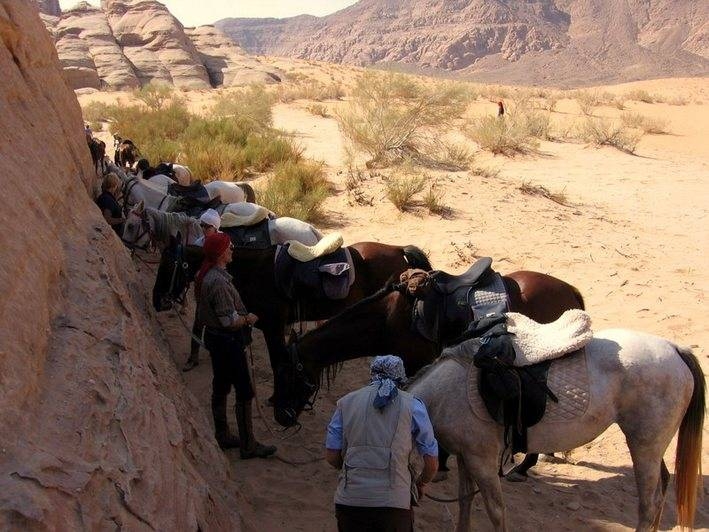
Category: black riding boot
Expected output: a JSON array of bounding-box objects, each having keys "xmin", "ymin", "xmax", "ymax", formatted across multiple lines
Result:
[
  {"xmin": 212, "ymin": 397, "xmax": 240, "ymax": 450},
  {"xmin": 235, "ymin": 400, "xmax": 276, "ymax": 459}
]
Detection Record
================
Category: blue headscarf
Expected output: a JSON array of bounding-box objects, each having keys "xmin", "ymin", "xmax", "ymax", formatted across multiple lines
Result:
[{"xmin": 370, "ymin": 355, "xmax": 407, "ymax": 410}]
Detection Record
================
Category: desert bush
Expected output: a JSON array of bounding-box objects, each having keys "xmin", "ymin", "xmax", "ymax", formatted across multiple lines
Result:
[
  {"xmin": 277, "ymin": 80, "xmax": 345, "ymax": 103},
  {"xmin": 518, "ymin": 182, "xmax": 570, "ymax": 206},
  {"xmin": 81, "ymin": 101, "xmax": 110, "ymax": 131},
  {"xmin": 422, "ymin": 181, "xmax": 448, "ymax": 215},
  {"xmin": 470, "ymin": 166, "xmax": 500, "ymax": 179},
  {"xmin": 441, "ymin": 142, "xmax": 473, "ymax": 169},
  {"xmin": 306, "ymin": 103, "xmax": 329, "ymax": 117},
  {"xmin": 620, "ymin": 112, "xmax": 669, "ymax": 134},
  {"xmin": 577, "ymin": 118, "xmax": 643, "ymax": 154},
  {"xmin": 384, "ymin": 170, "xmax": 428, "ymax": 211},
  {"xmin": 465, "ymin": 115, "xmax": 539, "ymax": 155},
  {"xmin": 574, "ymin": 90, "xmax": 600, "ymax": 116},
  {"xmin": 518, "ymin": 109, "xmax": 552, "ymax": 140},
  {"xmin": 210, "ymin": 85, "xmax": 274, "ymax": 130},
  {"xmin": 257, "ymin": 161, "xmax": 330, "ymax": 221},
  {"xmin": 242, "ymin": 135, "xmax": 303, "ymax": 172},
  {"xmin": 336, "ymin": 72, "xmax": 469, "ymax": 167},
  {"xmin": 666, "ymin": 95, "xmax": 689, "ymax": 106},
  {"xmin": 134, "ymin": 82, "xmax": 174, "ymax": 110},
  {"xmin": 626, "ymin": 89, "xmax": 656, "ymax": 104}
]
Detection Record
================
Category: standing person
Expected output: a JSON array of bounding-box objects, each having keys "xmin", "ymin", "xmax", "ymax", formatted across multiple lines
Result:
[
  {"xmin": 196, "ymin": 232, "xmax": 277, "ymax": 458},
  {"xmin": 497, "ymin": 100, "xmax": 505, "ymax": 117},
  {"xmin": 183, "ymin": 208, "xmax": 222, "ymax": 372},
  {"xmin": 84, "ymin": 124, "xmax": 92, "ymax": 144},
  {"xmin": 96, "ymin": 173, "xmax": 125, "ymax": 236},
  {"xmin": 325, "ymin": 355, "xmax": 439, "ymax": 532}
]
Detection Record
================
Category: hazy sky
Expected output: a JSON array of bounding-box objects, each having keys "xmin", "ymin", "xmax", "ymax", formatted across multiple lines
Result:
[{"xmin": 58, "ymin": 1, "xmax": 358, "ymax": 26}]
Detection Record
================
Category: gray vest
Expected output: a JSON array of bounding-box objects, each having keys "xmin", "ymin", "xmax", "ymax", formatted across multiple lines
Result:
[{"xmin": 334, "ymin": 384, "xmax": 414, "ymax": 509}]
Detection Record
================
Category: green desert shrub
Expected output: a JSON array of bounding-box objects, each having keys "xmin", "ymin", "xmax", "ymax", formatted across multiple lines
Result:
[
  {"xmin": 577, "ymin": 118, "xmax": 643, "ymax": 154},
  {"xmin": 620, "ymin": 112, "xmax": 669, "ymax": 134},
  {"xmin": 465, "ymin": 115, "xmax": 539, "ymax": 155},
  {"xmin": 384, "ymin": 167, "xmax": 428, "ymax": 211},
  {"xmin": 134, "ymin": 82, "xmax": 175, "ymax": 110},
  {"xmin": 257, "ymin": 161, "xmax": 330, "ymax": 221},
  {"xmin": 337, "ymin": 72, "xmax": 469, "ymax": 167},
  {"xmin": 210, "ymin": 85, "xmax": 274, "ymax": 130}
]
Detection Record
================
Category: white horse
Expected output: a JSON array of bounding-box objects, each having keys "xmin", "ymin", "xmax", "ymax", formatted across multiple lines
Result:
[
  {"xmin": 122, "ymin": 202, "xmax": 323, "ymax": 250},
  {"xmin": 142, "ymin": 175, "xmax": 254, "ymax": 204},
  {"xmin": 407, "ymin": 329, "xmax": 704, "ymax": 532}
]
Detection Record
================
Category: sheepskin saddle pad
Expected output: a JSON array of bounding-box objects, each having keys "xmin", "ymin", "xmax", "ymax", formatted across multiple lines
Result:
[
  {"xmin": 286, "ymin": 232, "xmax": 343, "ymax": 262},
  {"xmin": 220, "ymin": 204, "xmax": 271, "ymax": 228},
  {"xmin": 507, "ymin": 309, "xmax": 593, "ymax": 365}
]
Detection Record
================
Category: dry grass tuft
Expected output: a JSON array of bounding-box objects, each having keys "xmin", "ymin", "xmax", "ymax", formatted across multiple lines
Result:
[
  {"xmin": 257, "ymin": 161, "xmax": 330, "ymax": 221},
  {"xmin": 384, "ymin": 165, "xmax": 429, "ymax": 211},
  {"xmin": 577, "ymin": 118, "xmax": 643, "ymax": 154},
  {"xmin": 518, "ymin": 182, "xmax": 571, "ymax": 206},
  {"xmin": 620, "ymin": 112, "xmax": 669, "ymax": 134}
]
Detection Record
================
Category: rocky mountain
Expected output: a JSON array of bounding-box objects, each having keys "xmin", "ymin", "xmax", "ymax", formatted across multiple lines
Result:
[
  {"xmin": 217, "ymin": 0, "xmax": 709, "ymax": 87},
  {"xmin": 0, "ymin": 2, "xmax": 244, "ymax": 528},
  {"xmin": 42, "ymin": 0, "xmax": 282, "ymax": 90}
]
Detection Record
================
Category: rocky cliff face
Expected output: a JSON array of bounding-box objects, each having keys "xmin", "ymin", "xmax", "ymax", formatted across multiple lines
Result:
[
  {"xmin": 43, "ymin": 0, "xmax": 282, "ymax": 90},
  {"xmin": 217, "ymin": 0, "xmax": 709, "ymax": 86},
  {"xmin": 0, "ymin": 2, "xmax": 243, "ymax": 529}
]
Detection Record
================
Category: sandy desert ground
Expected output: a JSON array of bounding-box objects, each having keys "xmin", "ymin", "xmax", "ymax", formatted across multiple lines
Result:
[{"xmin": 81, "ymin": 67, "xmax": 708, "ymax": 531}]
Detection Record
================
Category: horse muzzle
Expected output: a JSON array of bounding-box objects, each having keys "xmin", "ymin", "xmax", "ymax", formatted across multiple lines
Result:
[{"xmin": 274, "ymin": 407, "xmax": 299, "ymax": 428}]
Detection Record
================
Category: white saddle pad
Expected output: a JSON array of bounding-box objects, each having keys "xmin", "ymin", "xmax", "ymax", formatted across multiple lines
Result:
[
  {"xmin": 507, "ymin": 309, "xmax": 593, "ymax": 366},
  {"xmin": 287, "ymin": 232, "xmax": 343, "ymax": 262}
]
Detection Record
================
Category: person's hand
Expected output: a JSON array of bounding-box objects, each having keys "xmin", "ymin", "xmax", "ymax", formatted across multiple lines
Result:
[{"xmin": 245, "ymin": 313, "xmax": 259, "ymax": 326}]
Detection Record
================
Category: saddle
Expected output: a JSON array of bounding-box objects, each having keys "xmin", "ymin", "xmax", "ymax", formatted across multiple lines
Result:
[
  {"xmin": 170, "ymin": 195, "xmax": 222, "ymax": 217},
  {"xmin": 222, "ymin": 219, "xmax": 271, "ymax": 250},
  {"xmin": 168, "ymin": 181, "xmax": 209, "ymax": 201},
  {"xmin": 413, "ymin": 258, "xmax": 509, "ymax": 345},
  {"xmin": 274, "ymin": 242, "xmax": 355, "ymax": 300}
]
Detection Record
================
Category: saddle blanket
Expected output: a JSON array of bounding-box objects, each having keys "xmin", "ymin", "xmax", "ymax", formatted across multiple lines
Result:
[
  {"xmin": 467, "ymin": 348, "xmax": 590, "ymax": 423},
  {"xmin": 274, "ymin": 243, "xmax": 355, "ymax": 300},
  {"xmin": 222, "ymin": 219, "xmax": 271, "ymax": 250}
]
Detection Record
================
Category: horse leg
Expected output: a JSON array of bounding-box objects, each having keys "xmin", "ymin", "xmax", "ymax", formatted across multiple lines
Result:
[
  {"xmin": 261, "ymin": 323, "xmax": 289, "ymax": 401},
  {"xmin": 459, "ymin": 445, "xmax": 506, "ymax": 532},
  {"xmin": 455, "ymin": 454, "xmax": 476, "ymax": 532},
  {"xmin": 619, "ymin": 418, "xmax": 678, "ymax": 531}
]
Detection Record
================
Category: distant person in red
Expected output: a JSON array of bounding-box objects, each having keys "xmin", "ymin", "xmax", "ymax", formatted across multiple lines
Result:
[{"xmin": 497, "ymin": 101, "xmax": 505, "ymax": 117}]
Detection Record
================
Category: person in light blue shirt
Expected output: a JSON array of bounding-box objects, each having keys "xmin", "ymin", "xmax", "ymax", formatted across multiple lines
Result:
[{"xmin": 325, "ymin": 355, "xmax": 438, "ymax": 532}]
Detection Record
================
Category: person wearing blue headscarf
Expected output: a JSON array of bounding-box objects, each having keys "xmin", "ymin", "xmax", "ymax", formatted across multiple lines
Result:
[{"xmin": 325, "ymin": 355, "xmax": 438, "ymax": 532}]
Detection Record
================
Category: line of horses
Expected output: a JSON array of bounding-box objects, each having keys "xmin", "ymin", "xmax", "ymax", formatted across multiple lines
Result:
[{"xmin": 111, "ymin": 151, "xmax": 704, "ymax": 531}]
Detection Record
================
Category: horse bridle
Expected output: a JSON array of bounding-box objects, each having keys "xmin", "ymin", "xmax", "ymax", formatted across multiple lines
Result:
[
  {"xmin": 122, "ymin": 177, "xmax": 140, "ymax": 217},
  {"xmin": 277, "ymin": 342, "xmax": 319, "ymax": 426},
  {"xmin": 121, "ymin": 206, "xmax": 153, "ymax": 252}
]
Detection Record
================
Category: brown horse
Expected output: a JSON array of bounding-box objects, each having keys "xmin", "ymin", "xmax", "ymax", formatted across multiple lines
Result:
[
  {"xmin": 88, "ymin": 138, "xmax": 106, "ymax": 174},
  {"xmin": 114, "ymin": 136, "xmax": 140, "ymax": 168},
  {"xmin": 153, "ymin": 240, "xmax": 432, "ymax": 391},
  {"xmin": 273, "ymin": 268, "xmax": 584, "ymax": 427}
]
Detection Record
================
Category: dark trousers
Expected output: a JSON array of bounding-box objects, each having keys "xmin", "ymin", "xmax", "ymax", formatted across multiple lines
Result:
[
  {"xmin": 204, "ymin": 329, "xmax": 254, "ymax": 403},
  {"xmin": 335, "ymin": 505, "xmax": 413, "ymax": 532}
]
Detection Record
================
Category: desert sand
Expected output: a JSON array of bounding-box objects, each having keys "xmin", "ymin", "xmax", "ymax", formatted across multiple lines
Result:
[{"xmin": 82, "ymin": 69, "xmax": 708, "ymax": 531}]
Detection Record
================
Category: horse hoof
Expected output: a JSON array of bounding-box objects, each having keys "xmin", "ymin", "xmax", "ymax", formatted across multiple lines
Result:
[{"xmin": 432, "ymin": 471, "xmax": 448, "ymax": 483}]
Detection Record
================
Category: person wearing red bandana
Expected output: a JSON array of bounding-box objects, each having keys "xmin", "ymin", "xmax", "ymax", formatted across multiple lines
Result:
[{"xmin": 196, "ymin": 233, "xmax": 276, "ymax": 459}]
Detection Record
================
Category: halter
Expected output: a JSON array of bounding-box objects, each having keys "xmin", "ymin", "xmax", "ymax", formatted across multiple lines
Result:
[
  {"xmin": 122, "ymin": 177, "xmax": 140, "ymax": 217},
  {"xmin": 121, "ymin": 206, "xmax": 153, "ymax": 252},
  {"xmin": 275, "ymin": 342, "xmax": 318, "ymax": 427}
]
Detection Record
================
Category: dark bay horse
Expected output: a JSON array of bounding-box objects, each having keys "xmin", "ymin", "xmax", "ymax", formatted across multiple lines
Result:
[
  {"xmin": 114, "ymin": 136, "xmax": 140, "ymax": 168},
  {"xmin": 153, "ymin": 239, "xmax": 432, "ymax": 390},
  {"xmin": 88, "ymin": 138, "xmax": 106, "ymax": 174},
  {"xmin": 273, "ymin": 269, "xmax": 585, "ymax": 427}
]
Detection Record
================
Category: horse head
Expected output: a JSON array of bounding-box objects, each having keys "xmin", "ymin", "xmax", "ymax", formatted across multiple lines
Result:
[
  {"xmin": 122, "ymin": 201, "xmax": 151, "ymax": 250},
  {"xmin": 273, "ymin": 336, "xmax": 319, "ymax": 428}
]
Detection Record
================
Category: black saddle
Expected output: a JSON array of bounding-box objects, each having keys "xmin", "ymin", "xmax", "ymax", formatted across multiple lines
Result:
[
  {"xmin": 465, "ymin": 315, "xmax": 558, "ymax": 454},
  {"xmin": 413, "ymin": 257, "xmax": 507, "ymax": 345},
  {"xmin": 430, "ymin": 257, "xmax": 493, "ymax": 293},
  {"xmin": 170, "ymin": 196, "xmax": 222, "ymax": 217},
  {"xmin": 168, "ymin": 181, "xmax": 209, "ymax": 201},
  {"xmin": 274, "ymin": 244, "xmax": 355, "ymax": 301},
  {"xmin": 222, "ymin": 219, "xmax": 271, "ymax": 250}
]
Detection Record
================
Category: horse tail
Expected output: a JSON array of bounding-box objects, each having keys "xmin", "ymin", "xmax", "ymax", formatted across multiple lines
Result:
[
  {"xmin": 236, "ymin": 182, "xmax": 257, "ymax": 203},
  {"xmin": 674, "ymin": 345, "xmax": 705, "ymax": 529},
  {"xmin": 403, "ymin": 245, "xmax": 432, "ymax": 271}
]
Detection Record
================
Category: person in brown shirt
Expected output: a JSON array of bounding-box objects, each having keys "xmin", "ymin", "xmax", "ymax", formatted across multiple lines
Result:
[{"xmin": 195, "ymin": 232, "xmax": 276, "ymax": 459}]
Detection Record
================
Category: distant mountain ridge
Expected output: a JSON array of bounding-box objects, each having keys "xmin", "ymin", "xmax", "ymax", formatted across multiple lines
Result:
[{"xmin": 216, "ymin": 0, "xmax": 709, "ymax": 87}]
